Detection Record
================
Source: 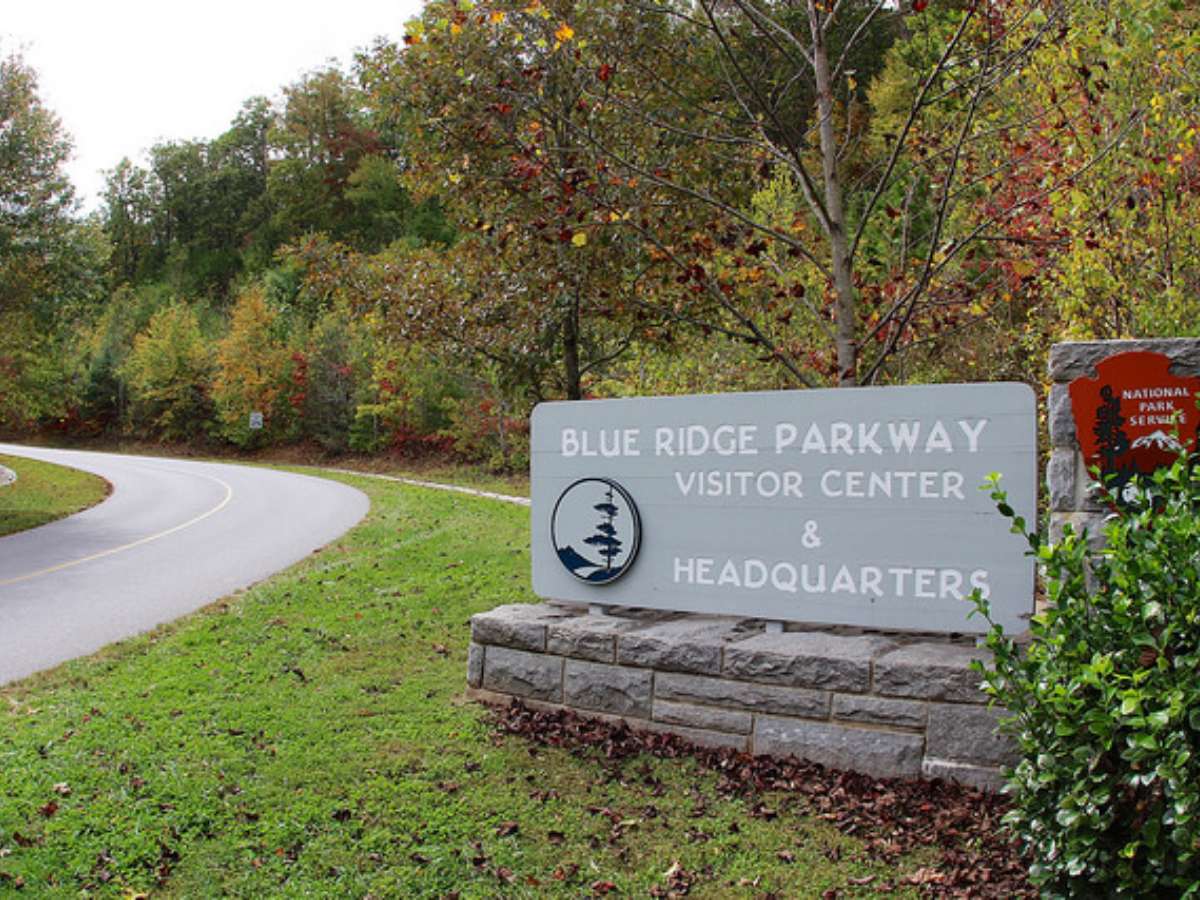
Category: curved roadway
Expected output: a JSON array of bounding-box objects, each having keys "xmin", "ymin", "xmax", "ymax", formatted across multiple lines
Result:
[{"xmin": 0, "ymin": 445, "xmax": 369, "ymax": 685}]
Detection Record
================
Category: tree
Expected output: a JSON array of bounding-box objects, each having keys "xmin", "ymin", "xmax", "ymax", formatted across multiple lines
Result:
[
  {"xmin": 302, "ymin": 310, "xmax": 361, "ymax": 453},
  {"xmin": 1094, "ymin": 385, "xmax": 1130, "ymax": 475},
  {"xmin": 1015, "ymin": 0, "xmax": 1200, "ymax": 340},
  {"xmin": 211, "ymin": 98, "xmax": 274, "ymax": 254},
  {"xmin": 583, "ymin": 486, "xmax": 623, "ymax": 573},
  {"xmin": 212, "ymin": 286, "xmax": 296, "ymax": 447},
  {"xmin": 76, "ymin": 283, "xmax": 175, "ymax": 433},
  {"xmin": 0, "ymin": 311, "xmax": 76, "ymax": 430},
  {"xmin": 0, "ymin": 48, "xmax": 107, "ymax": 429},
  {"xmin": 103, "ymin": 158, "xmax": 162, "ymax": 284},
  {"xmin": 120, "ymin": 303, "xmax": 215, "ymax": 440},
  {"xmin": 0, "ymin": 47, "xmax": 76, "ymax": 318},
  {"xmin": 558, "ymin": 1, "xmax": 1128, "ymax": 386},
  {"xmin": 344, "ymin": 153, "xmax": 454, "ymax": 251},
  {"xmin": 105, "ymin": 135, "xmax": 258, "ymax": 297},
  {"xmin": 367, "ymin": 0, "xmax": 680, "ymax": 400},
  {"xmin": 267, "ymin": 66, "xmax": 383, "ymax": 245}
]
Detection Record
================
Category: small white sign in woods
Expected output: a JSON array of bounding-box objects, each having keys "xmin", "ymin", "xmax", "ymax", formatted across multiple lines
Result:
[{"xmin": 531, "ymin": 384, "xmax": 1036, "ymax": 633}]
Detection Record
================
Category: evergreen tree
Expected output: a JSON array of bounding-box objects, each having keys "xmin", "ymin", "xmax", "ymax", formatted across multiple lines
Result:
[
  {"xmin": 1094, "ymin": 384, "xmax": 1131, "ymax": 474},
  {"xmin": 583, "ymin": 486, "xmax": 623, "ymax": 573}
]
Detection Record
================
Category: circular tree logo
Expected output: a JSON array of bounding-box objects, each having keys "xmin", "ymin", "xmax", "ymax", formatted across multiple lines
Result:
[{"xmin": 550, "ymin": 478, "xmax": 641, "ymax": 585}]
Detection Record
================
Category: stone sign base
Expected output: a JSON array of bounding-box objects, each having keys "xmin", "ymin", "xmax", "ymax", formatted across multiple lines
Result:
[{"xmin": 467, "ymin": 603, "xmax": 1015, "ymax": 790}]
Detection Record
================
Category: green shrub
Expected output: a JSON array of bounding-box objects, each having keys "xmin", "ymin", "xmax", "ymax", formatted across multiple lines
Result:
[
  {"xmin": 443, "ymin": 389, "xmax": 529, "ymax": 472},
  {"xmin": 119, "ymin": 302, "xmax": 215, "ymax": 440},
  {"xmin": 353, "ymin": 341, "xmax": 466, "ymax": 455},
  {"xmin": 302, "ymin": 313, "xmax": 357, "ymax": 453},
  {"xmin": 974, "ymin": 460, "xmax": 1200, "ymax": 896}
]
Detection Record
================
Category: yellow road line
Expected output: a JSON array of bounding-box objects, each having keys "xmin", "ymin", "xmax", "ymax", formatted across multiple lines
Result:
[{"xmin": 0, "ymin": 473, "xmax": 234, "ymax": 587}]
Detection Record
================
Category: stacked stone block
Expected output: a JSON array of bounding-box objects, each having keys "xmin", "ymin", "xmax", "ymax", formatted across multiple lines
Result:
[
  {"xmin": 468, "ymin": 603, "xmax": 1014, "ymax": 790},
  {"xmin": 1048, "ymin": 338, "xmax": 1200, "ymax": 544}
]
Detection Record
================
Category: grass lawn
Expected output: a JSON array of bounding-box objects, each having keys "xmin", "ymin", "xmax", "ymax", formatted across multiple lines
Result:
[
  {"xmin": 0, "ymin": 472, "xmax": 942, "ymax": 897},
  {"xmin": 0, "ymin": 454, "xmax": 110, "ymax": 537},
  {"xmin": 326, "ymin": 458, "xmax": 530, "ymax": 499}
]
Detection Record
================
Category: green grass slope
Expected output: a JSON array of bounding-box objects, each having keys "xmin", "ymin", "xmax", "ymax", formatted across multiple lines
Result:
[
  {"xmin": 0, "ymin": 454, "xmax": 110, "ymax": 537},
  {"xmin": 0, "ymin": 473, "xmax": 922, "ymax": 897}
]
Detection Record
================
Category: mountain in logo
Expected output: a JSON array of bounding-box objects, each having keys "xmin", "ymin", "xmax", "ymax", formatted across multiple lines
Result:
[
  {"xmin": 556, "ymin": 544, "xmax": 600, "ymax": 574},
  {"xmin": 1131, "ymin": 430, "xmax": 1182, "ymax": 452}
]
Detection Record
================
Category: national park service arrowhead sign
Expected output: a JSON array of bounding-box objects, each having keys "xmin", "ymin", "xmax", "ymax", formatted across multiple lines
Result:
[
  {"xmin": 1068, "ymin": 351, "xmax": 1200, "ymax": 499},
  {"xmin": 531, "ymin": 384, "xmax": 1037, "ymax": 634}
]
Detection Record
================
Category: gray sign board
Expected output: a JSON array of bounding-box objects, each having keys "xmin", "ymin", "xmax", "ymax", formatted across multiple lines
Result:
[{"xmin": 531, "ymin": 384, "xmax": 1036, "ymax": 634}]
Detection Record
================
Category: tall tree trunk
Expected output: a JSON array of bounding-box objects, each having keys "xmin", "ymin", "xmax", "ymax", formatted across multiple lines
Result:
[
  {"xmin": 809, "ymin": 1, "xmax": 857, "ymax": 386},
  {"xmin": 563, "ymin": 292, "xmax": 582, "ymax": 400}
]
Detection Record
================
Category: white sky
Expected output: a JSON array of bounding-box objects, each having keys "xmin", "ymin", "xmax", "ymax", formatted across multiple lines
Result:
[{"xmin": 3, "ymin": 0, "xmax": 424, "ymax": 212}]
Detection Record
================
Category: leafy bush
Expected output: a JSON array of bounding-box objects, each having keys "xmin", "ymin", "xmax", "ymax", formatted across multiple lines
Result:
[
  {"xmin": 0, "ymin": 312, "xmax": 77, "ymax": 430},
  {"xmin": 353, "ymin": 340, "xmax": 464, "ymax": 455},
  {"xmin": 974, "ymin": 459, "xmax": 1200, "ymax": 896},
  {"xmin": 302, "ymin": 313, "xmax": 360, "ymax": 453},
  {"xmin": 443, "ymin": 389, "xmax": 529, "ymax": 472},
  {"xmin": 119, "ymin": 303, "xmax": 215, "ymax": 441}
]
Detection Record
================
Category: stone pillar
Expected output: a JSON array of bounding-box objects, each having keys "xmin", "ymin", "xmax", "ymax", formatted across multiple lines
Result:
[{"xmin": 1048, "ymin": 338, "xmax": 1200, "ymax": 544}]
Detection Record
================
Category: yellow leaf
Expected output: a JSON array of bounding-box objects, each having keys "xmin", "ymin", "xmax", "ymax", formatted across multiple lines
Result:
[
  {"xmin": 450, "ymin": 21, "xmax": 463, "ymax": 34},
  {"xmin": 489, "ymin": 9, "xmax": 505, "ymax": 23},
  {"xmin": 571, "ymin": 232, "xmax": 588, "ymax": 247},
  {"xmin": 555, "ymin": 23, "xmax": 575, "ymax": 43}
]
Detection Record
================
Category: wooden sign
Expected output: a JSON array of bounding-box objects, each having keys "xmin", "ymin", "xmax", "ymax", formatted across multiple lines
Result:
[
  {"xmin": 531, "ymin": 384, "xmax": 1036, "ymax": 634},
  {"xmin": 1068, "ymin": 351, "xmax": 1200, "ymax": 497}
]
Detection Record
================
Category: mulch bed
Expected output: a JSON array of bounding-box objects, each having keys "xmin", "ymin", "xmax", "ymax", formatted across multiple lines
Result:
[{"xmin": 491, "ymin": 700, "xmax": 1034, "ymax": 898}]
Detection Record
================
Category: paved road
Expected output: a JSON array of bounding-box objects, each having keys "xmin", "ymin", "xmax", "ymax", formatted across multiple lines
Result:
[{"xmin": 0, "ymin": 445, "xmax": 369, "ymax": 685}]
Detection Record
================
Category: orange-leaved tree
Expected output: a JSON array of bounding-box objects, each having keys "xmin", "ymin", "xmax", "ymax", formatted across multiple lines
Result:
[{"xmin": 213, "ymin": 286, "xmax": 296, "ymax": 447}]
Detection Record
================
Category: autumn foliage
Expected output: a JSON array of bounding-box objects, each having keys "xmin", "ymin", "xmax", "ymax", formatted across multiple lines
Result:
[
  {"xmin": 1, "ymin": 0, "xmax": 1197, "ymax": 468},
  {"xmin": 212, "ymin": 287, "xmax": 295, "ymax": 447}
]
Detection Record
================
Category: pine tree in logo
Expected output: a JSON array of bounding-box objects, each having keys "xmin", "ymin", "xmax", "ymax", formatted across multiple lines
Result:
[
  {"xmin": 1094, "ymin": 383, "xmax": 1135, "ymax": 498},
  {"xmin": 583, "ymin": 485, "xmax": 623, "ymax": 575},
  {"xmin": 1094, "ymin": 384, "xmax": 1131, "ymax": 473}
]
